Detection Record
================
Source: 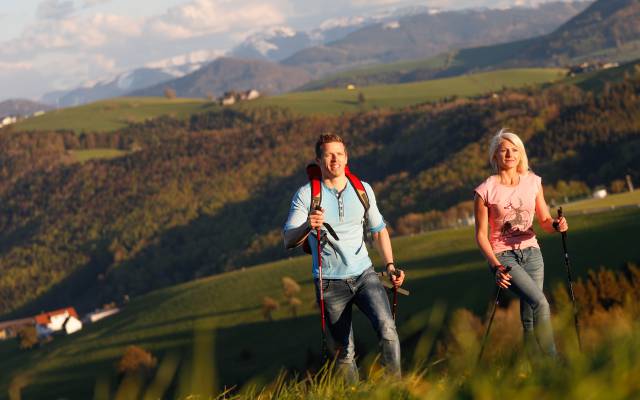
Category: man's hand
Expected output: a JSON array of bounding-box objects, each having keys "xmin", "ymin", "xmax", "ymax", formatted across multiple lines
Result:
[
  {"xmin": 308, "ymin": 207, "xmax": 324, "ymax": 230},
  {"xmin": 387, "ymin": 264, "xmax": 405, "ymax": 287}
]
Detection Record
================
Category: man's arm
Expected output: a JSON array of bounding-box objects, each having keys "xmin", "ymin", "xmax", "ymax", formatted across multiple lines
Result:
[
  {"xmin": 283, "ymin": 223, "xmax": 310, "ymax": 249},
  {"xmin": 283, "ymin": 185, "xmax": 325, "ymax": 249},
  {"xmin": 372, "ymin": 228, "xmax": 405, "ymax": 287},
  {"xmin": 283, "ymin": 208, "xmax": 325, "ymax": 249}
]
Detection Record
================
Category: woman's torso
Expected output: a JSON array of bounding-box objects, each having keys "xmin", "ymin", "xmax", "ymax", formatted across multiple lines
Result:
[{"xmin": 475, "ymin": 172, "xmax": 541, "ymax": 253}]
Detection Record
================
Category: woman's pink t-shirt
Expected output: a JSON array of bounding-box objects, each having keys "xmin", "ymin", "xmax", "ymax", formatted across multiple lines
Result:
[{"xmin": 474, "ymin": 172, "xmax": 541, "ymax": 253}]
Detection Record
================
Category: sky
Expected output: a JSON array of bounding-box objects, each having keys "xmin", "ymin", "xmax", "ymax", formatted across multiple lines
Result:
[{"xmin": 0, "ymin": 0, "xmax": 582, "ymax": 102}]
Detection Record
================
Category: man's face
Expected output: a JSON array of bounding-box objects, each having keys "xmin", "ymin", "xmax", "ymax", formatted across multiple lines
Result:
[{"xmin": 317, "ymin": 141, "xmax": 348, "ymax": 178}]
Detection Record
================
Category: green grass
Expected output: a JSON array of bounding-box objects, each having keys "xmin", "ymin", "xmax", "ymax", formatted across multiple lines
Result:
[
  {"xmin": 299, "ymin": 53, "xmax": 451, "ymax": 91},
  {"xmin": 242, "ymin": 68, "xmax": 566, "ymax": 115},
  {"xmin": 561, "ymin": 190, "xmax": 640, "ymax": 213},
  {"xmin": 6, "ymin": 69, "xmax": 566, "ymax": 133},
  {"xmin": 12, "ymin": 97, "xmax": 219, "ymax": 134},
  {"xmin": 70, "ymin": 148, "xmax": 129, "ymax": 163},
  {"xmin": 2, "ymin": 206, "xmax": 639, "ymax": 399}
]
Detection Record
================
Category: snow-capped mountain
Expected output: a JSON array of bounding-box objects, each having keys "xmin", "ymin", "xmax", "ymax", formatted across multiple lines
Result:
[{"xmin": 40, "ymin": 54, "xmax": 218, "ymax": 107}]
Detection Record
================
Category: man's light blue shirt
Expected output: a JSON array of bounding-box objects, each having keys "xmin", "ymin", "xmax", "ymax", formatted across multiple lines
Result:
[{"xmin": 284, "ymin": 180, "xmax": 386, "ymax": 279}]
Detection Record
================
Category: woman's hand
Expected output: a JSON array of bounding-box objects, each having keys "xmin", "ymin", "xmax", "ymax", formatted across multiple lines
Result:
[
  {"xmin": 495, "ymin": 265, "xmax": 511, "ymax": 289},
  {"xmin": 553, "ymin": 216, "xmax": 568, "ymax": 233}
]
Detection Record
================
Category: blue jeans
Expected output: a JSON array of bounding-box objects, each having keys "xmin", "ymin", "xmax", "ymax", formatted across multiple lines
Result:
[
  {"xmin": 314, "ymin": 266, "xmax": 401, "ymax": 382},
  {"xmin": 496, "ymin": 247, "xmax": 557, "ymax": 357}
]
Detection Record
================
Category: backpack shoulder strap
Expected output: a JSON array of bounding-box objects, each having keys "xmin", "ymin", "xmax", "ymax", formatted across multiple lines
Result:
[
  {"xmin": 300, "ymin": 164, "xmax": 323, "ymax": 254},
  {"xmin": 306, "ymin": 163, "xmax": 322, "ymax": 211},
  {"xmin": 344, "ymin": 165, "xmax": 370, "ymax": 212}
]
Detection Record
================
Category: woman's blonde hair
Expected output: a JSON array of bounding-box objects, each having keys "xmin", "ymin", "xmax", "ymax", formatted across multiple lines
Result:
[{"xmin": 489, "ymin": 128, "xmax": 529, "ymax": 173}]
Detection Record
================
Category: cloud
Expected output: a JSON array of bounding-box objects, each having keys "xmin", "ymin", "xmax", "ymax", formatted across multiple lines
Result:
[
  {"xmin": 0, "ymin": 61, "xmax": 33, "ymax": 71},
  {"xmin": 145, "ymin": 49, "xmax": 225, "ymax": 69},
  {"xmin": 82, "ymin": 0, "xmax": 112, "ymax": 7},
  {"xmin": 36, "ymin": 0, "xmax": 76, "ymax": 20},
  {"xmin": 149, "ymin": 0, "xmax": 286, "ymax": 39}
]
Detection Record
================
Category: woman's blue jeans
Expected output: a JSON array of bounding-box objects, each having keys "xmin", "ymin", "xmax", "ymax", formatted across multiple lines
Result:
[
  {"xmin": 314, "ymin": 266, "xmax": 401, "ymax": 382},
  {"xmin": 496, "ymin": 247, "xmax": 557, "ymax": 357}
]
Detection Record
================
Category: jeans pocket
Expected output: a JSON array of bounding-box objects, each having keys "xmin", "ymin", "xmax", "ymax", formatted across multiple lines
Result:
[{"xmin": 322, "ymin": 279, "xmax": 331, "ymax": 292}]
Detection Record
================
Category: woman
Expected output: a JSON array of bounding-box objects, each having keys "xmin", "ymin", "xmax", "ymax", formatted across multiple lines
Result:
[{"xmin": 474, "ymin": 129, "xmax": 568, "ymax": 357}]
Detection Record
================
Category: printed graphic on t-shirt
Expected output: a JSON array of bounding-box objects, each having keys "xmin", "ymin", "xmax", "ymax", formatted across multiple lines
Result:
[{"xmin": 500, "ymin": 197, "xmax": 532, "ymax": 238}]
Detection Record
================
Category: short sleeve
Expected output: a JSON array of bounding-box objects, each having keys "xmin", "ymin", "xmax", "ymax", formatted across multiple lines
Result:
[
  {"xmin": 283, "ymin": 184, "xmax": 310, "ymax": 232},
  {"xmin": 533, "ymin": 173, "xmax": 542, "ymax": 194},
  {"xmin": 363, "ymin": 182, "xmax": 386, "ymax": 233},
  {"xmin": 474, "ymin": 179, "xmax": 489, "ymax": 206}
]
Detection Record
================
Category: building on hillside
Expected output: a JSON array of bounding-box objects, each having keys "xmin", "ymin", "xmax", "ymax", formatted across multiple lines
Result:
[
  {"xmin": 219, "ymin": 89, "xmax": 261, "ymax": 106},
  {"xmin": 244, "ymin": 89, "xmax": 260, "ymax": 100},
  {"xmin": 593, "ymin": 188, "xmax": 608, "ymax": 199},
  {"xmin": 566, "ymin": 61, "xmax": 620, "ymax": 77},
  {"xmin": 220, "ymin": 93, "xmax": 237, "ymax": 106},
  {"xmin": 1, "ymin": 116, "xmax": 17, "ymax": 126},
  {"xmin": 0, "ymin": 318, "xmax": 35, "ymax": 341},
  {"xmin": 83, "ymin": 307, "xmax": 120, "ymax": 324},
  {"xmin": 35, "ymin": 307, "xmax": 83, "ymax": 337}
]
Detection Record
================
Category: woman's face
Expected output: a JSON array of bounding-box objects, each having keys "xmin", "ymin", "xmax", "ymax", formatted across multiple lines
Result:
[{"xmin": 495, "ymin": 139, "xmax": 520, "ymax": 171}]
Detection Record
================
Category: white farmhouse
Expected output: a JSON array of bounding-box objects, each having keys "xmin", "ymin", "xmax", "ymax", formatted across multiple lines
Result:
[{"xmin": 35, "ymin": 307, "xmax": 83, "ymax": 337}]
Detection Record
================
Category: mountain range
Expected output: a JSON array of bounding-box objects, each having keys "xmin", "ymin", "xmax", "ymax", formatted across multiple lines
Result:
[
  {"xmin": 38, "ymin": 1, "xmax": 588, "ymax": 105},
  {"xmin": 282, "ymin": 2, "xmax": 590, "ymax": 74},
  {"xmin": 128, "ymin": 57, "xmax": 312, "ymax": 98},
  {"xmin": 0, "ymin": 99, "xmax": 52, "ymax": 119},
  {"xmin": 307, "ymin": 0, "xmax": 640, "ymax": 89}
]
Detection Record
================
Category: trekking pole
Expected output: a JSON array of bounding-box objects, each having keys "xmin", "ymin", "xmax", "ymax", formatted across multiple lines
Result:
[
  {"xmin": 316, "ymin": 226, "xmax": 328, "ymax": 358},
  {"xmin": 390, "ymin": 268, "xmax": 402, "ymax": 320},
  {"xmin": 554, "ymin": 207, "xmax": 583, "ymax": 351},
  {"xmin": 477, "ymin": 265, "xmax": 512, "ymax": 363}
]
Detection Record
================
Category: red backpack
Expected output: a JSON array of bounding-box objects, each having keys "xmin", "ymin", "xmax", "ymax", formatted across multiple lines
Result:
[{"xmin": 297, "ymin": 163, "xmax": 370, "ymax": 254}]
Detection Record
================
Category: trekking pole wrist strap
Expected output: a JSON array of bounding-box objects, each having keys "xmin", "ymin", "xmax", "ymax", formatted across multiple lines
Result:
[{"xmin": 492, "ymin": 264, "xmax": 505, "ymax": 273}]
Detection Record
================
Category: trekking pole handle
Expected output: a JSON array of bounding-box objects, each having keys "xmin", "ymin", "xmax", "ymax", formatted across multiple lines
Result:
[{"xmin": 553, "ymin": 207, "xmax": 563, "ymax": 231}]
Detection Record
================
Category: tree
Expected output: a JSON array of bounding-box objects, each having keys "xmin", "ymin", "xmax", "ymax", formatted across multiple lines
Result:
[
  {"xmin": 117, "ymin": 345, "xmax": 157, "ymax": 375},
  {"xmin": 262, "ymin": 296, "xmax": 279, "ymax": 322},
  {"xmin": 18, "ymin": 326, "xmax": 38, "ymax": 349},
  {"xmin": 164, "ymin": 88, "xmax": 177, "ymax": 99},
  {"xmin": 357, "ymin": 92, "xmax": 366, "ymax": 104},
  {"xmin": 288, "ymin": 297, "xmax": 302, "ymax": 317},
  {"xmin": 281, "ymin": 276, "xmax": 301, "ymax": 298}
]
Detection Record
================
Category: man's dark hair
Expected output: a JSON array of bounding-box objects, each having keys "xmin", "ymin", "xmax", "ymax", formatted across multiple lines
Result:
[{"xmin": 315, "ymin": 134, "xmax": 347, "ymax": 159}]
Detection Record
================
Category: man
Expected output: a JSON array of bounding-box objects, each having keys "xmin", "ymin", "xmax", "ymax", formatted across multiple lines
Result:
[{"xmin": 283, "ymin": 133, "xmax": 405, "ymax": 382}]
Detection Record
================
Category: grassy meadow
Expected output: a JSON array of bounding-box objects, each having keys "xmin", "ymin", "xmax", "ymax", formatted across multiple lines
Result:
[
  {"xmin": 70, "ymin": 149, "xmax": 129, "ymax": 163},
  {"xmin": 1, "ymin": 198, "xmax": 639, "ymax": 399},
  {"xmin": 241, "ymin": 68, "xmax": 566, "ymax": 115},
  {"xmin": 8, "ymin": 68, "xmax": 566, "ymax": 135},
  {"xmin": 561, "ymin": 190, "xmax": 640, "ymax": 213},
  {"xmin": 12, "ymin": 97, "xmax": 219, "ymax": 134}
]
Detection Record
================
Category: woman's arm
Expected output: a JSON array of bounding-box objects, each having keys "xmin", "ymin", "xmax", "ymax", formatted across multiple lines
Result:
[
  {"xmin": 535, "ymin": 185, "xmax": 568, "ymax": 233},
  {"xmin": 474, "ymin": 194, "xmax": 502, "ymax": 268},
  {"xmin": 474, "ymin": 194, "xmax": 511, "ymax": 288}
]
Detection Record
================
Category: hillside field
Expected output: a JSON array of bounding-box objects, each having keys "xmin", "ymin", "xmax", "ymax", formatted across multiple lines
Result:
[
  {"xmin": 12, "ymin": 97, "xmax": 218, "ymax": 134},
  {"xmin": 2, "ymin": 203, "xmax": 639, "ymax": 399},
  {"xmin": 242, "ymin": 68, "xmax": 566, "ymax": 115},
  {"xmin": 8, "ymin": 68, "xmax": 565, "ymax": 134}
]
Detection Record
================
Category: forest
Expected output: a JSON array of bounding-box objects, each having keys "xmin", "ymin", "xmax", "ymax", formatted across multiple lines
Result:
[{"xmin": 0, "ymin": 68, "xmax": 638, "ymax": 318}]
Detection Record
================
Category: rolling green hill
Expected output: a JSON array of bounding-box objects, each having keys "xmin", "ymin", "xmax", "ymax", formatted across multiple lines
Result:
[
  {"xmin": 242, "ymin": 68, "xmax": 566, "ymax": 115},
  {"xmin": 2, "ymin": 206, "xmax": 639, "ymax": 399},
  {"xmin": 6, "ymin": 68, "xmax": 565, "ymax": 133},
  {"xmin": 11, "ymin": 97, "xmax": 218, "ymax": 134}
]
